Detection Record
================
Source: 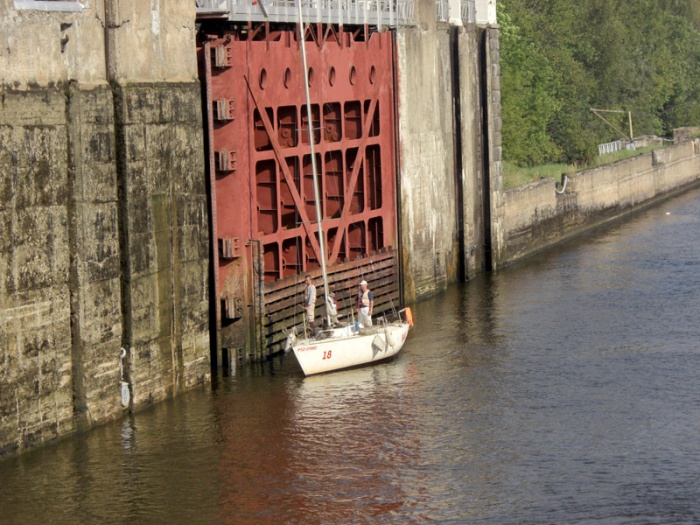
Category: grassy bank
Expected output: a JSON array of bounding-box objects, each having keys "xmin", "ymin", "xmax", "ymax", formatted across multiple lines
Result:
[{"xmin": 503, "ymin": 145, "xmax": 667, "ymax": 190}]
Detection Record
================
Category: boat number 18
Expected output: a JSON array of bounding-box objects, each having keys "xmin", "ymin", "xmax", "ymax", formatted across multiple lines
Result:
[{"xmin": 323, "ymin": 350, "xmax": 332, "ymax": 360}]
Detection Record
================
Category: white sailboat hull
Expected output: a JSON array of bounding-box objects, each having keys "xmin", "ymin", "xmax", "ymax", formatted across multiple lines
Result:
[{"xmin": 292, "ymin": 321, "xmax": 411, "ymax": 376}]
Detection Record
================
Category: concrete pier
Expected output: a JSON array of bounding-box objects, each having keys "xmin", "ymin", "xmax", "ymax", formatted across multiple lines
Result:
[{"xmin": 1, "ymin": 0, "xmax": 210, "ymax": 455}]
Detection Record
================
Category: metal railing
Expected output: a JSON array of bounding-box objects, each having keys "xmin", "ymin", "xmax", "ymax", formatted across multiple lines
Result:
[
  {"xmin": 436, "ymin": 0, "xmax": 449, "ymax": 22},
  {"xmin": 462, "ymin": 0, "xmax": 475, "ymax": 23},
  {"xmin": 196, "ymin": 0, "xmax": 229, "ymax": 13},
  {"xmin": 196, "ymin": 0, "xmax": 479, "ymax": 26},
  {"xmin": 442, "ymin": 1, "xmax": 477, "ymax": 24},
  {"xmin": 196, "ymin": 0, "xmax": 416, "ymax": 26},
  {"xmin": 14, "ymin": 0, "xmax": 85, "ymax": 12},
  {"xmin": 598, "ymin": 140, "xmax": 622, "ymax": 156}
]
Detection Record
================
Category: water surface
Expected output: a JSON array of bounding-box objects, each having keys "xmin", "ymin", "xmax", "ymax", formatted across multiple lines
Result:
[{"xmin": 2, "ymin": 188, "xmax": 700, "ymax": 524}]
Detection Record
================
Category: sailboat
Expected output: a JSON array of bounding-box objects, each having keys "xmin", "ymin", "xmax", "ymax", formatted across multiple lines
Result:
[{"xmin": 285, "ymin": 0, "xmax": 413, "ymax": 376}]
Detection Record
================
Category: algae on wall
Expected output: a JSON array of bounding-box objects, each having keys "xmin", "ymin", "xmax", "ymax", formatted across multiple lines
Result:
[{"xmin": 0, "ymin": 0, "xmax": 209, "ymax": 457}]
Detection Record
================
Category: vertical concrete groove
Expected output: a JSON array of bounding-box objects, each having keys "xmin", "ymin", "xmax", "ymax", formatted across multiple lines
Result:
[
  {"xmin": 449, "ymin": 26, "xmax": 466, "ymax": 281},
  {"xmin": 197, "ymin": 45, "xmax": 220, "ymax": 375},
  {"xmin": 65, "ymin": 83, "xmax": 88, "ymax": 425},
  {"xmin": 478, "ymin": 28, "xmax": 493, "ymax": 271},
  {"xmin": 111, "ymin": 82, "xmax": 133, "ymax": 411}
]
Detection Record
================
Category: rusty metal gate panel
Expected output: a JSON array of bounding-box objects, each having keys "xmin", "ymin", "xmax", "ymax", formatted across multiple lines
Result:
[{"xmin": 199, "ymin": 25, "xmax": 400, "ymax": 361}]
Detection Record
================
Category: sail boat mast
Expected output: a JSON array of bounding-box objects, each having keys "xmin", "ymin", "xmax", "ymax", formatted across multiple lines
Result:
[
  {"xmin": 287, "ymin": 15, "xmax": 414, "ymax": 371},
  {"xmin": 297, "ymin": 0, "xmax": 330, "ymax": 325}
]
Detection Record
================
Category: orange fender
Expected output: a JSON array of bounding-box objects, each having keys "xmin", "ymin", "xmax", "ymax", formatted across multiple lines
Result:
[{"xmin": 404, "ymin": 307, "xmax": 414, "ymax": 327}]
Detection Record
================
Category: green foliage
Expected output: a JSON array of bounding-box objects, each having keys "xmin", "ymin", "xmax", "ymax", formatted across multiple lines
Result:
[
  {"xmin": 499, "ymin": 10, "xmax": 561, "ymax": 166},
  {"xmin": 498, "ymin": 0, "xmax": 700, "ymax": 167}
]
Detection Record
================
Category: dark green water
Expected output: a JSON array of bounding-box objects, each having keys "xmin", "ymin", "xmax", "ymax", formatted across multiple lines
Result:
[{"xmin": 2, "ymin": 187, "xmax": 700, "ymax": 524}]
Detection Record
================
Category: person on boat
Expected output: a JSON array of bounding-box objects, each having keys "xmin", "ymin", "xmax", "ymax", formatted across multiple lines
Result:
[
  {"xmin": 325, "ymin": 291, "xmax": 339, "ymax": 327},
  {"xmin": 304, "ymin": 274, "xmax": 316, "ymax": 336},
  {"xmin": 356, "ymin": 280, "xmax": 374, "ymax": 327}
]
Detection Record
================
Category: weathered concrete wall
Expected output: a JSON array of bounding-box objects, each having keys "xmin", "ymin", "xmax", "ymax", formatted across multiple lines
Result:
[
  {"xmin": 0, "ymin": 89, "xmax": 77, "ymax": 451},
  {"xmin": 396, "ymin": 3, "xmax": 458, "ymax": 302},
  {"xmin": 0, "ymin": 0, "xmax": 209, "ymax": 456},
  {"xmin": 0, "ymin": 0, "xmax": 122, "ymax": 453},
  {"xmin": 104, "ymin": 1, "xmax": 198, "ymax": 82},
  {"xmin": 66, "ymin": 85, "xmax": 123, "ymax": 427},
  {"xmin": 396, "ymin": 1, "xmax": 500, "ymax": 300},
  {"xmin": 484, "ymin": 26, "xmax": 505, "ymax": 271},
  {"xmin": 115, "ymin": 83, "xmax": 210, "ymax": 407},
  {"xmin": 105, "ymin": 0, "xmax": 209, "ymax": 410},
  {"xmin": 396, "ymin": 0, "xmax": 495, "ymax": 301},
  {"xmin": 501, "ymin": 140, "xmax": 700, "ymax": 265},
  {"xmin": 674, "ymin": 127, "xmax": 700, "ymax": 144},
  {"xmin": 457, "ymin": 25, "xmax": 487, "ymax": 281},
  {"xmin": 0, "ymin": 0, "xmax": 107, "ymax": 85}
]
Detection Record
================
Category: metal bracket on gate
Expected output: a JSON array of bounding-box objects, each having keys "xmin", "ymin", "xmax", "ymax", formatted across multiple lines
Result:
[
  {"xmin": 214, "ymin": 99, "xmax": 235, "ymax": 122},
  {"xmin": 215, "ymin": 149, "xmax": 237, "ymax": 172},
  {"xmin": 222, "ymin": 296, "xmax": 244, "ymax": 320},
  {"xmin": 212, "ymin": 44, "xmax": 233, "ymax": 69},
  {"xmin": 219, "ymin": 237, "xmax": 241, "ymax": 259}
]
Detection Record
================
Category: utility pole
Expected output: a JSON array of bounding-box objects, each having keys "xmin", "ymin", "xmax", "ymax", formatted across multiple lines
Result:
[{"xmin": 590, "ymin": 108, "xmax": 634, "ymax": 142}]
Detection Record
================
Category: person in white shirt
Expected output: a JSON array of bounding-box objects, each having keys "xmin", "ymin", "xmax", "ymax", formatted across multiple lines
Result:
[
  {"xmin": 304, "ymin": 274, "xmax": 316, "ymax": 336},
  {"xmin": 356, "ymin": 280, "xmax": 374, "ymax": 326}
]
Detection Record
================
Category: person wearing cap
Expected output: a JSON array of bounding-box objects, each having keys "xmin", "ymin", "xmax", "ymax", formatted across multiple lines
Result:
[
  {"xmin": 303, "ymin": 274, "xmax": 316, "ymax": 336},
  {"xmin": 356, "ymin": 280, "xmax": 374, "ymax": 326}
]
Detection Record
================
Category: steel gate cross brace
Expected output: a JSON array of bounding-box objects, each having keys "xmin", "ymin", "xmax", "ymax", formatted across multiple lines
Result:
[
  {"xmin": 244, "ymin": 76, "xmax": 324, "ymax": 265},
  {"xmin": 327, "ymin": 69, "xmax": 385, "ymax": 265}
]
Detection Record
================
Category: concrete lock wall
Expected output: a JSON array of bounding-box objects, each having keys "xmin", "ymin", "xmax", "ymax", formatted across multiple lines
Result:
[
  {"xmin": 500, "ymin": 140, "xmax": 700, "ymax": 265},
  {"xmin": 396, "ymin": 0, "xmax": 497, "ymax": 302},
  {"xmin": 0, "ymin": 0, "xmax": 209, "ymax": 456},
  {"xmin": 396, "ymin": 12, "xmax": 458, "ymax": 302}
]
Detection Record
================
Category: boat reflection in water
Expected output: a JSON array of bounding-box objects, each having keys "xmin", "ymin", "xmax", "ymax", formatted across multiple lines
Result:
[{"xmin": 283, "ymin": 356, "xmax": 421, "ymax": 522}]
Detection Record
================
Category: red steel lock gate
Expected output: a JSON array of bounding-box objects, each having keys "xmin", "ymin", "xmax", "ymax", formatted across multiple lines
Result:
[{"xmin": 198, "ymin": 24, "xmax": 401, "ymax": 361}]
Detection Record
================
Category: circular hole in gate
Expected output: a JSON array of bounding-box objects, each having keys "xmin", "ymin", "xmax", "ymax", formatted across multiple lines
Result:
[
  {"xmin": 307, "ymin": 67, "xmax": 315, "ymax": 87},
  {"xmin": 284, "ymin": 68, "xmax": 292, "ymax": 88},
  {"xmin": 329, "ymin": 66, "xmax": 336, "ymax": 86},
  {"xmin": 369, "ymin": 65, "xmax": 376, "ymax": 84},
  {"xmin": 259, "ymin": 68, "xmax": 267, "ymax": 89},
  {"xmin": 349, "ymin": 66, "xmax": 357, "ymax": 85}
]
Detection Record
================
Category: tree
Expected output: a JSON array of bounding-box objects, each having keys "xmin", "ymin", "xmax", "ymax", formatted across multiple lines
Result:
[
  {"xmin": 498, "ymin": 8, "xmax": 561, "ymax": 166},
  {"xmin": 498, "ymin": 0, "xmax": 700, "ymax": 166}
]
